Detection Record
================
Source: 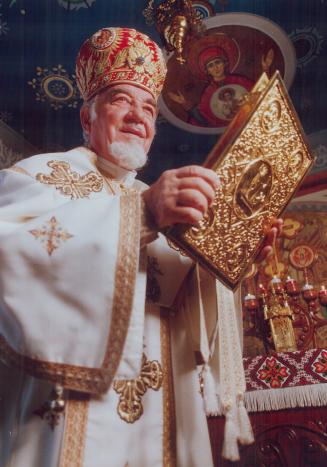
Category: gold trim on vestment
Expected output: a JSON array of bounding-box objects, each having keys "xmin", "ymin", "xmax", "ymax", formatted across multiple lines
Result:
[
  {"xmin": 0, "ymin": 193, "xmax": 141, "ymax": 394},
  {"xmin": 0, "ymin": 336, "xmax": 104, "ymax": 393},
  {"xmin": 113, "ymin": 353, "xmax": 163, "ymax": 423},
  {"xmin": 59, "ymin": 392, "xmax": 90, "ymax": 467},
  {"xmin": 36, "ymin": 160, "xmax": 103, "ymax": 199},
  {"xmin": 160, "ymin": 308, "xmax": 177, "ymax": 467},
  {"xmin": 102, "ymin": 174, "xmax": 116, "ymax": 195},
  {"xmin": 102, "ymin": 193, "xmax": 140, "ymax": 376}
]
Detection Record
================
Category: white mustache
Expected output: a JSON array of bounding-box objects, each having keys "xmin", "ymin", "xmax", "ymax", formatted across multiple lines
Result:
[{"xmin": 123, "ymin": 123, "xmax": 145, "ymax": 133}]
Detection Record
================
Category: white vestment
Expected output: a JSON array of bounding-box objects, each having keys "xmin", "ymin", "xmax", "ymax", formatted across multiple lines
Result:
[{"xmin": 0, "ymin": 147, "xmax": 215, "ymax": 467}]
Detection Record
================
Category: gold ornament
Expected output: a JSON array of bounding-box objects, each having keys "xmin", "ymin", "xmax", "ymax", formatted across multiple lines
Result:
[
  {"xmin": 36, "ymin": 160, "xmax": 103, "ymax": 199},
  {"xmin": 29, "ymin": 216, "xmax": 73, "ymax": 256},
  {"xmin": 113, "ymin": 354, "xmax": 163, "ymax": 423},
  {"xmin": 261, "ymin": 279, "xmax": 297, "ymax": 352},
  {"xmin": 154, "ymin": 0, "xmax": 202, "ymax": 64}
]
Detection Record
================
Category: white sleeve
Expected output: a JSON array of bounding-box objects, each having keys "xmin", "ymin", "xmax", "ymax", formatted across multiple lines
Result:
[
  {"xmin": 146, "ymin": 234, "xmax": 193, "ymax": 308},
  {"xmin": 0, "ymin": 167, "xmax": 143, "ymax": 394}
]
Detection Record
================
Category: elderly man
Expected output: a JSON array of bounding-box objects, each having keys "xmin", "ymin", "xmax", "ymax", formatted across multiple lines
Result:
[{"xmin": 0, "ymin": 27, "xmax": 279, "ymax": 467}]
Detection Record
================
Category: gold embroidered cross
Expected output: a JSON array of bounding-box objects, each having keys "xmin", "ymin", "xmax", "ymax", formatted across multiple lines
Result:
[
  {"xmin": 113, "ymin": 353, "xmax": 163, "ymax": 423},
  {"xmin": 29, "ymin": 216, "xmax": 73, "ymax": 256},
  {"xmin": 36, "ymin": 160, "xmax": 103, "ymax": 199}
]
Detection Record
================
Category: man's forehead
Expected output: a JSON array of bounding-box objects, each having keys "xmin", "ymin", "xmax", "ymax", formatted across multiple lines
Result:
[{"xmin": 101, "ymin": 84, "xmax": 157, "ymax": 107}]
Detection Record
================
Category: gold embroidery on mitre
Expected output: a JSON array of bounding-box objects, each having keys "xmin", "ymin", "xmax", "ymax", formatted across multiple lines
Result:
[
  {"xmin": 113, "ymin": 353, "xmax": 163, "ymax": 423},
  {"xmin": 29, "ymin": 216, "xmax": 73, "ymax": 256},
  {"xmin": 36, "ymin": 160, "xmax": 103, "ymax": 199},
  {"xmin": 126, "ymin": 39, "xmax": 156, "ymax": 75}
]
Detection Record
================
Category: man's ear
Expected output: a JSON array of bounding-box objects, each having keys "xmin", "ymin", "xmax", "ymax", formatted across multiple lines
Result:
[{"xmin": 80, "ymin": 104, "xmax": 91, "ymax": 136}]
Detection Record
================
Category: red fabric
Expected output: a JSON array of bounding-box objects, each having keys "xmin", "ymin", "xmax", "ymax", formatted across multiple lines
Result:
[
  {"xmin": 243, "ymin": 348, "xmax": 327, "ymax": 391},
  {"xmin": 191, "ymin": 74, "xmax": 253, "ymax": 127},
  {"xmin": 76, "ymin": 27, "xmax": 166, "ymax": 101}
]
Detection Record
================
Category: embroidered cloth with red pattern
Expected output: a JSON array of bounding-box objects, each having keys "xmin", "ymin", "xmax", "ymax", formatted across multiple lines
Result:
[
  {"xmin": 242, "ymin": 348, "xmax": 327, "ymax": 412},
  {"xmin": 244, "ymin": 348, "xmax": 327, "ymax": 391}
]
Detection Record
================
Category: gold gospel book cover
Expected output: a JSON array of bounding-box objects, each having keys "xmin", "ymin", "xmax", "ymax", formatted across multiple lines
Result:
[{"xmin": 165, "ymin": 71, "xmax": 314, "ymax": 290}]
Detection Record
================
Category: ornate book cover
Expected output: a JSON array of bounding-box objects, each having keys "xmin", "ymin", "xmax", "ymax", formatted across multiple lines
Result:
[{"xmin": 165, "ymin": 71, "xmax": 314, "ymax": 290}]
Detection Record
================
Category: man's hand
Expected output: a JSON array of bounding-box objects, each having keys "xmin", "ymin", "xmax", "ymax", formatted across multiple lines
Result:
[
  {"xmin": 257, "ymin": 218, "xmax": 283, "ymax": 262},
  {"xmin": 142, "ymin": 165, "xmax": 220, "ymax": 229}
]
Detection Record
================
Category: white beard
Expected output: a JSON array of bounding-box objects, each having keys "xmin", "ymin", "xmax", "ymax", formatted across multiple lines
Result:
[{"xmin": 107, "ymin": 141, "xmax": 148, "ymax": 171}]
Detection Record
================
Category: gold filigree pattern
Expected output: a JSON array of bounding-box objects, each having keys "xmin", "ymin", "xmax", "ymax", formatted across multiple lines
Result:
[
  {"xmin": 0, "ymin": 335, "xmax": 104, "ymax": 393},
  {"xmin": 261, "ymin": 99, "xmax": 282, "ymax": 132},
  {"xmin": 29, "ymin": 216, "xmax": 73, "ymax": 256},
  {"xmin": 189, "ymin": 206, "xmax": 216, "ymax": 240},
  {"xmin": 113, "ymin": 353, "xmax": 163, "ymax": 423},
  {"xmin": 59, "ymin": 392, "xmax": 90, "ymax": 467},
  {"xmin": 126, "ymin": 40, "xmax": 157, "ymax": 75},
  {"xmin": 76, "ymin": 27, "xmax": 166, "ymax": 101},
  {"xmin": 101, "ymin": 194, "xmax": 141, "ymax": 387},
  {"xmin": 36, "ymin": 160, "xmax": 103, "ymax": 199},
  {"xmin": 167, "ymin": 72, "xmax": 314, "ymax": 290},
  {"xmin": 160, "ymin": 309, "xmax": 177, "ymax": 466}
]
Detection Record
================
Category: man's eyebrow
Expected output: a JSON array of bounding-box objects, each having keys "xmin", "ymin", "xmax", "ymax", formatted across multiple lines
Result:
[
  {"xmin": 107, "ymin": 87, "xmax": 130, "ymax": 98},
  {"xmin": 107, "ymin": 87, "xmax": 157, "ymax": 109}
]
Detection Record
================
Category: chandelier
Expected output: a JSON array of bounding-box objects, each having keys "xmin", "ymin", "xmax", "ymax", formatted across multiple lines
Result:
[
  {"xmin": 144, "ymin": 0, "xmax": 204, "ymax": 64},
  {"xmin": 243, "ymin": 241, "xmax": 327, "ymax": 354}
]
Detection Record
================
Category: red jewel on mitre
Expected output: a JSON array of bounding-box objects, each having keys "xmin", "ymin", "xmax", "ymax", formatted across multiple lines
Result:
[{"xmin": 75, "ymin": 27, "xmax": 167, "ymax": 102}]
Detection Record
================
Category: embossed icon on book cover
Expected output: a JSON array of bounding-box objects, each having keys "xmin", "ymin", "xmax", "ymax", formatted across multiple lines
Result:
[
  {"xmin": 159, "ymin": 13, "xmax": 296, "ymax": 135},
  {"xmin": 235, "ymin": 160, "xmax": 273, "ymax": 219}
]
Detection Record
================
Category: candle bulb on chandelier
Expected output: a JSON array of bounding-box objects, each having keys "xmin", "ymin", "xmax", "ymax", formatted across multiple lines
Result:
[
  {"xmin": 302, "ymin": 282, "xmax": 318, "ymax": 302},
  {"xmin": 270, "ymin": 275, "xmax": 284, "ymax": 294},
  {"xmin": 285, "ymin": 276, "xmax": 300, "ymax": 296},
  {"xmin": 244, "ymin": 293, "xmax": 259, "ymax": 311}
]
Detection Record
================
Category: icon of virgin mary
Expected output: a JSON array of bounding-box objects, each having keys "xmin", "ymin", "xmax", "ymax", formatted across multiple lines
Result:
[{"xmin": 168, "ymin": 33, "xmax": 254, "ymax": 127}]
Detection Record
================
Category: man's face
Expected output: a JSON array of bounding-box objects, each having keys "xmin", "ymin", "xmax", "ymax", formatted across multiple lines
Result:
[{"xmin": 81, "ymin": 83, "xmax": 157, "ymax": 168}]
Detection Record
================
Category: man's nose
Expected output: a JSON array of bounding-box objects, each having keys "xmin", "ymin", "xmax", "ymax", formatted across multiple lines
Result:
[{"xmin": 126, "ymin": 102, "xmax": 144, "ymax": 122}]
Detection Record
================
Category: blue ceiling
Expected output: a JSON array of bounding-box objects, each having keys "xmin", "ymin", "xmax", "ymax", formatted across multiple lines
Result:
[{"xmin": 0, "ymin": 0, "xmax": 326, "ymax": 183}]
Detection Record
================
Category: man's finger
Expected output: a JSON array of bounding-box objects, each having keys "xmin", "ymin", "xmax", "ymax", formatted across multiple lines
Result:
[
  {"xmin": 176, "ymin": 189, "xmax": 208, "ymax": 213},
  {"xmin": 177, "ymin": 178, "xmax": 216, "ymax": 204},
  {"xmin": 175, "ymin": 166, "xmax": 220, "ymax": 190},
  {"xmin": 173, "ymin": 206, "xmax": 204, "ymax": 225}
]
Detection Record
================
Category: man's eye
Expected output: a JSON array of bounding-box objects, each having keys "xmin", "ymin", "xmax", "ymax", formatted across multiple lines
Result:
[
  {"xmin": 113, "ymin": 95, "xmax": 129, "ymax": 104},
  {"xmin": 144, "ymin": 106, "xmax": 155, "ymax": 117}
]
